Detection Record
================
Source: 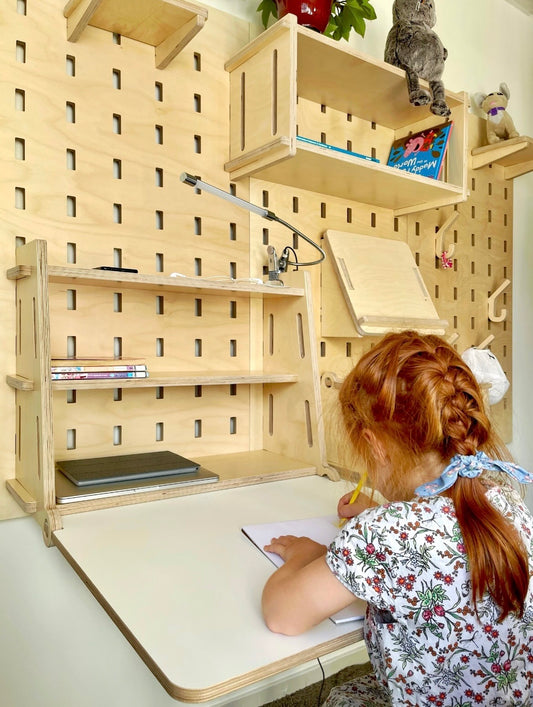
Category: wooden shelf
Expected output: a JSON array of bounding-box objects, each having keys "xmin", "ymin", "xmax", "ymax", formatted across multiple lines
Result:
[
  {"xmin": 7, "ymin": 265, "xmax": 304, "ymax": 297},
  {"xmin": 63, "ymin": 0, "xmax": 207, "ymax": 69},
  {"xmin": 7, "ymin": 240, "xmax": 333, "ymax": 530},
  {"xmin": 237, "ymin": 139, "xmax": 465, "ymax": 214},
  {"xmin": 49, "ymin": 371, "xmax": 298, "ymax": 390},
  {"xmin": 471, "ymin": 136, "xmax": 533, "ymax": 179},
  {"xmin": 225, "ymin": 14, "xmax": 468, "ymax": 216}
]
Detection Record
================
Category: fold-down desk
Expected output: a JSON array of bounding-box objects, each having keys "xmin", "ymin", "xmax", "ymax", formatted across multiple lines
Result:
[{"xmin": 52, "ymin": 475, "xmax": 364, "ymax": 702}]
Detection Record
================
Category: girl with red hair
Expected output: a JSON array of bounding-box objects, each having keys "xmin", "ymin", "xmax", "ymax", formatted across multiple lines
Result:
[{"xmin": 262, "ymin": 331, "xmax": 533, "ymax": 706}]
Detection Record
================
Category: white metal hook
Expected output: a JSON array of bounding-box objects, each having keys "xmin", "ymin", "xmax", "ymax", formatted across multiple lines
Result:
[{"xmin": 488, "ymin": 279, "xmax": 511, "ymax": 322}]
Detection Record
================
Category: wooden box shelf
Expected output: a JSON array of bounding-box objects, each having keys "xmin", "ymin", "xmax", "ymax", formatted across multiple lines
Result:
[
  {"xmin": 63, "ymin": 0, "xmax": 208, "ymax": 69},
  {"xmin": 6, "ymin": 240, "xmax": 334, "ymax": 541},
  {"xmin": 225, "ymin": 14, "xmax": 468, "ymax": 216}
]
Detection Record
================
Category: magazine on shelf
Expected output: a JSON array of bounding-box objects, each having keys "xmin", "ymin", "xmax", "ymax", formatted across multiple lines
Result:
[
  {"xmin": 51, "ymin": 370, "xmax": 149, "ymax": 380},
  {"xmin": 386, "ymin": 121, "xmax": 453, "ymax": 179}
]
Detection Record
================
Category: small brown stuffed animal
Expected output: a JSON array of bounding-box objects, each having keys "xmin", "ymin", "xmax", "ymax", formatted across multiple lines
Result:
[
  {"xmin": 384, "ymin": 0, "xmax": 450, "ymax": 117},
  {"xmin": 477, "ymin": 83, "xmax": 519, "ymax": 144}
]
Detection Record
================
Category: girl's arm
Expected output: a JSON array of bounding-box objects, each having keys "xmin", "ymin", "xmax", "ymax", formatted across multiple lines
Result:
[{"xmin": 261, "ymin": 535, "xmax": 357, "ymax": 635}]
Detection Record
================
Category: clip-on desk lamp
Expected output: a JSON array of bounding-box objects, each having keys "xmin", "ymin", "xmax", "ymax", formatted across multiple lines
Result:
[{"xmin": 180, "ymin": 173, "xmax": 325, "ymax": 283}]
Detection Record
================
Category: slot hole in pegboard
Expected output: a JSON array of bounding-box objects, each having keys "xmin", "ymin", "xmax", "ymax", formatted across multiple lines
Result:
[
  {"xmin": 114, "ymin": 389, "xmax": 122, "ymax": 402},
  {"xmin": 112, "ymin": 113, "xmax": 121, "ymax": 133},
  {"xmin": 114, "ymin": 425, "xmax": 122, "ymax": 445},
  {"xmin": 194, "ymin": 94, "xmax": 201, "ymax": 112},
  {"xmin": 15, "ymin": 187, "xmax": 25, "ymax": 209},
  {"xmin": 67, "ymin": 429, "xmax": 76, "ymax": 450},
  {"xmin": 155, "ymin": 125, "xmax": 163, "ymax": 144},
  {"xmin": 230, "ymin": 384, "xmax": 237, "ymax": 396},
  {"xmin": 17, "ymin": 0, "xmax": 27, "ymax": 15},
  {"xmin": 67, "ymin": 196, "xmax": 76, "ymax": 217},
  {"xmin": 156, "ymin": 253, "xmax": 164, "ymax": 272},
  {"xmin": 67, "ymin": 149, "xmax": 76, "ymax": 170},
  {"xmin": 230, "ymin": 417, "xmax": 237, "ymax": 435},
  {"xmin": 155, "ymin": 211, "xmax": 164, "ymax": 230},
  {"xmin": 229, "ymin": 223, "xmax": 236, "ymax": 241},
  {"xmin": 15, "ymin": 88, "xmax": 25, "ymax": 111},
  {"xmin": 156, "ymin": 296, "xmax": 164, "ymax": 315},
  {"xmin": 155, "ymin": 82, "xmax": 163, "ymax": 101},
  {"xmin": 194, "ymin": 420, "xmax": 202, "ymax": 438},
  {"xmin": 320, "ymin": 341, "xmax": 326, "ymax": 357},
  {"xmin": 68, "ymin": 390, "xmax": 77, "ymax": 404},
  {"xmin": 195, "ymin": 298, "xmax": 202, "ymax": 317},
  {"xmin": 304, "ymin": 400, "xmax": 313, "ymax": 447},
  {"xmin": 156, "ymin": 338, "xmax": 164, "ymax": 357},
  {"xmin": 346, "ymin": 208, "xmax": 352, "ymax": 223},
  {"xmin": 16, "ymin": 40, "xmax": 26, "ymax": 63},
  {"xmin": 112, "ymin": 69, "xmax": 121, "ymax": 89},
  {"xmin": 156, "ymin": 422, "xmax": 164, "ymax": 442},
  {"xmin": 67, "ymin": 289, "xmax": 77, "ymax": 311},
  {"xmin": 272, "ymin": 50, "xmax": 278, "ymax": 135},
  {"xmin": 155, "ymin": 168, "xmax": 163, "ymax": 187},
  {"xmin": 195, "ymin": 386, "xmax": 202, "ymax": 398},
  {"xmin": 66, "ymin": 55, "xmax": 75, "ymax": 76},
  {"xmin": 66, "ymin": 102, "xmax": 76, "ymax": 123}
]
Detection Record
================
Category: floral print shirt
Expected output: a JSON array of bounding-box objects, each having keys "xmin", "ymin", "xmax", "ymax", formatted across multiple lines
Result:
[{"xmin": 326, "ymin": 487, "xmax": 533, "ymax": 706}]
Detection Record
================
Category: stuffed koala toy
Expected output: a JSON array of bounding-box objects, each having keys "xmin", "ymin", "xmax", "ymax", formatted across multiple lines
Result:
[
  {"xmin": 385, "ymin": 0, "xmax": 450, "ymax": 117},
  {"xmin": 476, "ymin": 83, "xmax": 519, "ymax": 144}
]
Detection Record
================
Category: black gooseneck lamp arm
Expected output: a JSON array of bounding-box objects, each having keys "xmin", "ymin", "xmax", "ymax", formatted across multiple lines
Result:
[{"xmin": 180, "ymin": 173, "xmax": 326, "ymax": 280}]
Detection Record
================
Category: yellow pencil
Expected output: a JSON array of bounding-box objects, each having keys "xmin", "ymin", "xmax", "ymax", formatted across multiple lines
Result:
[{"xmin": 338, "ymin": 471, "xmax": 367, "ymax": 528}]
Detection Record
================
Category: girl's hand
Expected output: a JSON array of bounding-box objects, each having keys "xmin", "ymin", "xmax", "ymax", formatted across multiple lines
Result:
[
  {"xmin": 264, "ymin": 535, "xmax": 326, "ymax": 566},
  {"xmin": 337, "ymin": 491, "xmax": 375, "ymax": 519}
]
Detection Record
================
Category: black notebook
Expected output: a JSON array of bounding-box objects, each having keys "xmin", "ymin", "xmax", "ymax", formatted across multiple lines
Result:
[{"xmin": 56, "ymin": 450, "xmax": 200, "ymax": 487}]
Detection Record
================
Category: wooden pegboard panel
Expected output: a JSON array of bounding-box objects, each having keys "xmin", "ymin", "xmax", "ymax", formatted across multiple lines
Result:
[
  {"xmin": 250, "ymin": 114, "xmax": 513, "ymax": 455},
  {"xmin": 0, "ymin": 0, "xmax": 513, "ymax": 518}
]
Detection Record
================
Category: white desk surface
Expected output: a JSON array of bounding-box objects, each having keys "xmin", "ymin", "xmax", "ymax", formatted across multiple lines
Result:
[{"xmin": 52, "ymin": 475, "xmax": 364, "ymax": 702}]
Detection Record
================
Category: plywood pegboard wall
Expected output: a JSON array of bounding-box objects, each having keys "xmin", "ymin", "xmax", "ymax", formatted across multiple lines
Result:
[{"xmin": 0, "ymin": 0, "xmax": 513, "ymax": 518}]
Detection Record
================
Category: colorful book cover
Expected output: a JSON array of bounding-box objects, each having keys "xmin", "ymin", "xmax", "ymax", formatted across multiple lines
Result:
[
  {"xmin": 51, "ymin": 364, "xmax": 147, "ymax": 373},
  {"xmin": 387, "ymin": 121, "xmax": 453, "ymax": 179}
]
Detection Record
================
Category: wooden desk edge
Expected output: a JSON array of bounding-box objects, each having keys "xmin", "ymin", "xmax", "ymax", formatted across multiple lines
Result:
[{"xmin": 52, "ymin": 531, "xmax": 363, "ymax": 703}]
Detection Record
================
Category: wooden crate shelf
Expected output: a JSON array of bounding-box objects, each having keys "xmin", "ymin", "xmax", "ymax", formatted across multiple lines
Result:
[
  {"xmin": 63, "ymin": 0, "xmax": 208, "ymax": 69},
  {"xmin": 6, "ymin": 240, "xmax": 334, "ymax": 538},
  {"xmin": 225, "ymin": 14, "xmax": 469, "ymax": 216}
]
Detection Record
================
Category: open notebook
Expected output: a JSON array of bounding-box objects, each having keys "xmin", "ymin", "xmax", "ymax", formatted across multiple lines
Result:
[{"xmin": 242, "ymin": 515, "xmax": 366, "ymax": 625}]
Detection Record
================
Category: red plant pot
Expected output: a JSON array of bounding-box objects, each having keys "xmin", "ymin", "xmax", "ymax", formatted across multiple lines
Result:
[{"xmin": 276, "ymin": 0, "xmax": 333, "ymax": 32}]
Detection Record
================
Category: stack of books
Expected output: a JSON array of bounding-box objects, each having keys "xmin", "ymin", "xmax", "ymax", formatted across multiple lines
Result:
[{"xmin": 51, "ymin": 358, "xmax": 148, "ymax": 381}]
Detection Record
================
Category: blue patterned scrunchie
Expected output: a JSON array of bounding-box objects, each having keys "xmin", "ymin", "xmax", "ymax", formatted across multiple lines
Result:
[{"xmin": 415, "ymin": 450, "xmax": 533, "ymax": 497}]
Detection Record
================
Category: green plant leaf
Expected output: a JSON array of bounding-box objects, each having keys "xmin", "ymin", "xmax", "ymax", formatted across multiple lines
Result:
[{"xmin": 257, "ymin": 0, "xmax": 278, "ymax": 28}]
